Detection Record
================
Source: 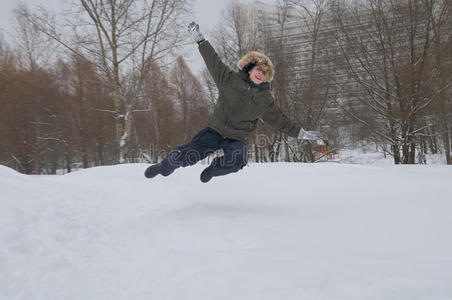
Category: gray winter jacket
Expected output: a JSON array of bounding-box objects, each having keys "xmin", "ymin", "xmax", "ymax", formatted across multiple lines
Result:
[{"xmin": 198, "ymin": 40, "xmax": 301, "ymax": 143}]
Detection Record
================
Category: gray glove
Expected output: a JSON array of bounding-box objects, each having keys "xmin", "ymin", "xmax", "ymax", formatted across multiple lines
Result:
[
  {"xmin": 298, "ymin": 128, "xmax": 323, "ymax": 144},
  {"xmin": 188, "ymin": 21, "xmax": 205, "ymax": 44}
]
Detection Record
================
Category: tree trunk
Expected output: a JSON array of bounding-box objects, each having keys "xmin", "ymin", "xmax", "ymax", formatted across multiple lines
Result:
[
  {"xmin": 443, "ymin": 122, "xmax": 452, "ymax": 164},
  {"xmin": 253, "ymin": 135, "xmax": 260, "ymax": 163},
  {"xmin": 392, "ymin": 144, "xmax": 401, "ymax": 164}
]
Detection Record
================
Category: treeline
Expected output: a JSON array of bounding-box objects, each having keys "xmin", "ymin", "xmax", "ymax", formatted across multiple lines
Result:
[
  {"xmin": 329, "ymin": 0, "xmax": 452, "ymax": 164},
  {"xmin": 1, "ymin": 0, "xmax": 451, "ymax": 175},
  {"xmin": 1, "ymin": 0, "xmax": 211, "ymax": 174},
  {"xmin": 0, "ymin": 43, "xmax": 209, "ymax": 174}
]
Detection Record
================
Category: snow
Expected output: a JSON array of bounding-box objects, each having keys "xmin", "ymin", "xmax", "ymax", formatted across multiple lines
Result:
[
  {"xmin": 1, "ymin": 162, "xmax": 452, "ymax": 300},
  {"xmin": 339, "ymin": 148, "xmax": 447, "ymax": 166}
]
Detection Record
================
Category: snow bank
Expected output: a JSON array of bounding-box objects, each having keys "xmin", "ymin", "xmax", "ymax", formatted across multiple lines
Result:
[
  {"xmin": 1, "ymin": 163, "xmax": 451, "ymax": 300},
  {"xmin": 0, "ymin": 165, "xmax": 26, "ymax": 178}
]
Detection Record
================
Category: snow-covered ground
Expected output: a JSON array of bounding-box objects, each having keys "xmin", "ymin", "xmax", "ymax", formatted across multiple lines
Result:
[
  {"xmin": 338, "ymin": 149, "xmax": 447, "ymax": 166},
  {"xmin": 1, "ymin": 162, "xmax": 452, "ymax": 300}
]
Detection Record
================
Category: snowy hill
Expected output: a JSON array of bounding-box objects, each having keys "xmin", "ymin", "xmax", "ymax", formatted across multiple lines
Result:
[{"xmin": 1, "ymin": 163, "xmax": 452, "ymax": 300}]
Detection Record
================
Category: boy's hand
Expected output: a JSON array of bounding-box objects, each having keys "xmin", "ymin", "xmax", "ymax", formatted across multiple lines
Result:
[{"xmin": 188, "ymin": 21, "xmax": 205, "ymax": 44}]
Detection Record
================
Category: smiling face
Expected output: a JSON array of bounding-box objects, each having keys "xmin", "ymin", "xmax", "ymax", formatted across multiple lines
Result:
[{"xmin": 248, "ymin": 65, "xmax": 265, "ymax": 85}]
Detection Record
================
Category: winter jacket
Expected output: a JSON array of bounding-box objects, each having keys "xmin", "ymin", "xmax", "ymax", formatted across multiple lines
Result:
[{"xmin": 198, "ymin": 40, "xmax": 301, "ymax": 143}]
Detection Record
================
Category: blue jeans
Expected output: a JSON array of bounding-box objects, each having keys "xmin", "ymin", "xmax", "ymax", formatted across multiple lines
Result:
[{"xmin": 160, "ymin": 127, "xmax": 248, "ymax": 177}]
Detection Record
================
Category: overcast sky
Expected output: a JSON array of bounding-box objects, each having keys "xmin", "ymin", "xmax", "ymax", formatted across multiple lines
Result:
[{"xmin": 0, "ymin": 0, "xmax": 274, "ymax": 73}]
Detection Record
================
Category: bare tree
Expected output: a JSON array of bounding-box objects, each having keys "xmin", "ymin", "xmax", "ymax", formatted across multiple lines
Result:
[
  {"xmin": 430, "ymin": 0, "xmax": 452, "ymax": 164},
  {"xmin": 331, "ymin": 0, "xmax": 450, "ymax": 164},
  {"xmin": 12, "ymin": 3, "xmax": 56, "ymax": 71},
  {"xmin": 264, "ymin": 0, "xmax": 294, "ymax": 162},
  {"xmin": 264, "ymin": 0, "xmax": 333, "ymax": 162},
  {"xmin": 20, "ymin": 0, "xmax": 190, "ymax": 163},
  {"xmin": 141, "ymin": 63, "xmax": 181, "ymax": 162},
  {"xmin": 170, "ymin": 56, "xmax": 209, "ymax": 141},
  {"xmin": 211, "ymin": 0, "xmax": 260, "ymax": 69}
]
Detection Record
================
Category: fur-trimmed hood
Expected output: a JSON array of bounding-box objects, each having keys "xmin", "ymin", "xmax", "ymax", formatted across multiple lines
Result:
[{"xmin": 237, "ymin": 51, "xmax": 274, "ymax": 82}]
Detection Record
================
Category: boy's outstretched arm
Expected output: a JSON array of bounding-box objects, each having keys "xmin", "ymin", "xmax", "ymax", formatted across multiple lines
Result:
[{"xmin": 188, "ymin": 21, "xmax": 232, "ymax": 88}]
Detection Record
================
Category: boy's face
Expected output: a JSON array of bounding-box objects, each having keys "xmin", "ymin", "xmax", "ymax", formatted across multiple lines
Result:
[{"xmin": 248, "ymin": 65, "xmax": 265, "ymax": 85}]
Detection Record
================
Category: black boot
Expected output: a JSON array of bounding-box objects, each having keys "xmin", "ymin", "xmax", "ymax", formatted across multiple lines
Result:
[
  {"xmin": 200, "ymin": 167, "xmax": 214, "ymax": 183},
  {"xmin": 144, "ymin": 163, "xmax": 161, "ymax": 179}
]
